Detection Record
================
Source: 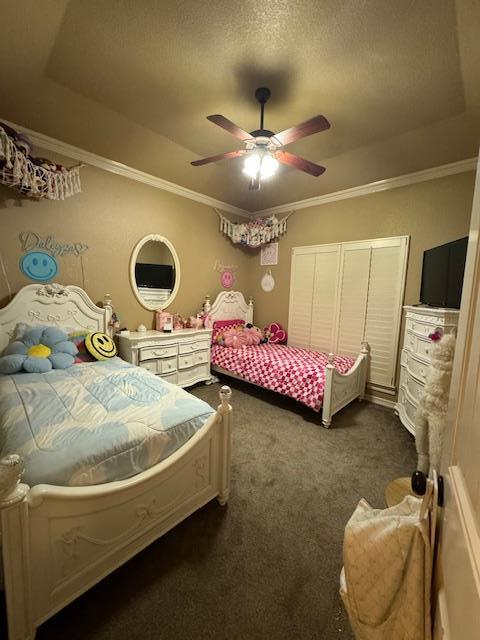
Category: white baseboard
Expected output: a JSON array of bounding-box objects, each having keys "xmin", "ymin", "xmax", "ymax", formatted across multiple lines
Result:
[{"xmin": 364, "ymin": 393, "xmax": 396, "ymax": 409}]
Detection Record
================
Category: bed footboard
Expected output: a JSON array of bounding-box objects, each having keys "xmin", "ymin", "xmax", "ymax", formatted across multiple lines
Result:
[
  {"xmin": 322, "ymin": 343, "xmax": 369, "ymax": 427},
  {"xmin": 0, "ymin": 386, "xmax": 232, "ymax": 640}
]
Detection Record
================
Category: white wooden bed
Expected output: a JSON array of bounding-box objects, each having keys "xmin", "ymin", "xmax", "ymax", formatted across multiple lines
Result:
[
  {"xmin": 0, "ymin": 283, "xmax": 232, "ymax": 640},
  {"xmin": 206, "ymin": 290, "xmax": 368, "ymax": 427}
]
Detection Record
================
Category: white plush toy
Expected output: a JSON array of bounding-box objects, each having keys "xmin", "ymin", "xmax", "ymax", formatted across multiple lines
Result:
[{"xmin": 415, "ymin": 330, "xmax": 456, "ymax": 475}]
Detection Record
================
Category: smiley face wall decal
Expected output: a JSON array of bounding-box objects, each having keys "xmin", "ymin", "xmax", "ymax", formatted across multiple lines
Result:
[
  {"xmin": 20, "ymin": 251, "xmax": 58, "ymax": 282},
  {"xmin": 220, "ymin": 269, "xmax": 234, "ymax": 289}
]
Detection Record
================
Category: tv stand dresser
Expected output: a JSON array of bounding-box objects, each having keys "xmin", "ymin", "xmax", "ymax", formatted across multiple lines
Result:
[{"xmin": 395, "ymin": 305, "xmax": 459, "ymax": 435}]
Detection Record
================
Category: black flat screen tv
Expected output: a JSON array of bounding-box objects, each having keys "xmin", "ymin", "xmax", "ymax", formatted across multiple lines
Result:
[
  {"xmin": 420, "ymin": 237, "xmax": 468, "ymax": 309},
  {"xmin": 135, "ymin": 263, "xmax": 174, "ymax": 289}
]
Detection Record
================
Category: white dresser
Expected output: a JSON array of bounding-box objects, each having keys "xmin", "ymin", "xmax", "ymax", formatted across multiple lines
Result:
[
  {"xmin": 395, "ymin": 305, "xmax": 460, "ymax": 435},
  {"xmin": 118, "ymin": 328, "xmax": 213, "ymax": 388}
]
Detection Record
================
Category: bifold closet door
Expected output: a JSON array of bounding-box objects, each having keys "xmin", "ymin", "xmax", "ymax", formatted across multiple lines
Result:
[
  {"xmin": 334, "ymin": 242, "xmax": 372, "ymax": 358},
  {"xmin": 288, "ymin": 250, "xmax": 316, "ymax": 348},
  {"xmin": 363, "ymin": 237, "xmax": 409, "ymax": 389},
  {"xmin": 288, "ymin": 245, "xmax": 340, "ymax": 351},
  {"xmin": 288, "ymin": 236, "xmax": 409, "ymax": 392},
  {"xmin": 310, "ymin": 245, "xmax": 341, "ymax": 352}
]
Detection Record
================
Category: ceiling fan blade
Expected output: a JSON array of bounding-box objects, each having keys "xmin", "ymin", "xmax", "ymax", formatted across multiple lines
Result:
[
  {"xmin": 273, "ymin": 115, "xmax": 330, "ymax": 147},
  {"xmin": 207, "ymin": 114, "xmax": 254, "ymax": 142},
  {"xmin": 275, "ymin": 150, "xmax": 326, "ymax": 177},
  {"xmin": 191, "ymin": 149, "xmax": 247, "ymax": 166}
]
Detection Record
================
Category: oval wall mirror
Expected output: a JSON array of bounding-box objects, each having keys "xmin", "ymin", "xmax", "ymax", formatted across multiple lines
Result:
[{"xmin": 130, "ymin": 234, "xmax": 180, "ymax": 310}]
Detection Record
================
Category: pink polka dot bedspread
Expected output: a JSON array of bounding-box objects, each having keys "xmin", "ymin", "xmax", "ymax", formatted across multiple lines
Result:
[{"xmin": 211, "ymin": 343, "xmax": 355, "ymax": 412}]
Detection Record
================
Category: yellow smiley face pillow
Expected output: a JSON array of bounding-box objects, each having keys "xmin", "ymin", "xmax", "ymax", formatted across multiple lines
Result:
[{"xmin": 85, "ymin": 332, "xmax": 117, "ymax": 360}]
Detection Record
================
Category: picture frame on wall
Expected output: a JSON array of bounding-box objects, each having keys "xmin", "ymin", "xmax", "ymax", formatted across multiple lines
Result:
[{"xmin": 261, "ymin": 242, "xmax": 278, "ymax": 266}]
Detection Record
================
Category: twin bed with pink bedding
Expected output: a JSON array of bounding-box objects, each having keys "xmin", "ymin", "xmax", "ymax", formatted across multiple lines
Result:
[
  {"xmin": 211, "ymin": 343, "xmax": 355, "ymax": 412},
  {"xmin": 206, "ymin": 291, "xmax": 369, "ymax": 426}
]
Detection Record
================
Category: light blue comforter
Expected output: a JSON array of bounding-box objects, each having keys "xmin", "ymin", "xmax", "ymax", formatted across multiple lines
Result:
[{"xmin": 0, "ymin": 358, "xmax": 214, "ymax": 487}]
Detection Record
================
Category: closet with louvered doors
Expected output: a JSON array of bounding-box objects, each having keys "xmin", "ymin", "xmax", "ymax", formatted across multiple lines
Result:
[{"xmin": 288, "ymin": 236, "xmax": 409, "ymax": 394}]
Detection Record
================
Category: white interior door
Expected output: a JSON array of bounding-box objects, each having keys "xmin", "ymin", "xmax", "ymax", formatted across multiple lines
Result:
[{"xmin": 436, "ymin": 158, "xmax": 480, "ymax": 639}]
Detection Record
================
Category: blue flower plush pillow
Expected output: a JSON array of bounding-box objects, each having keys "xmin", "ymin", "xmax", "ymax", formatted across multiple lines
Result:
[{"xmin": 0, "ymin": 326, "xmax": 78, "ymax": 374}]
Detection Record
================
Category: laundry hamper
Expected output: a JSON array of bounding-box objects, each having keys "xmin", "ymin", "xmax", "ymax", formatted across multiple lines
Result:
[{"xmin": 340, "ymin": 484, "xmax": 436, "ymax": 640}]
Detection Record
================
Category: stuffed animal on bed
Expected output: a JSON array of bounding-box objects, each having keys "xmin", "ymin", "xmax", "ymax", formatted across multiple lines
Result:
[
  {"xmin": 216, "ymin": 324, "xmax": 263, "ymax": 348},
  {"xmin": 263, "ymin": 322, "xmax": 287, "ymax": 344},
  {"xmin": 222, "ymin": 326, "xmax": 249, "ymax": 348},
  {"xmin": 0, "ymin": 326, "xmax": 78, "ymax": 374},
  {"xmin": 244, "ymin": 324, "xmax": 263, "ymax": 345}
]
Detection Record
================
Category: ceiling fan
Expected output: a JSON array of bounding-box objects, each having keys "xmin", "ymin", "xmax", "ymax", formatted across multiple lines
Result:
[{"xmin": 191, "ymin": 87, "xmax": 330, "ymax": 190}]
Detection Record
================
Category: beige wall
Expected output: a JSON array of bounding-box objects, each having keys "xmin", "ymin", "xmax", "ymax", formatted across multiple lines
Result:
[
  {"xmin": 249, "ymin": 171, "xmax": 475, "ymax": 398},
  {"xmin": 0, "ymin": 154, "xmax": 250, "ymax": 330},
  {"xmin": 0, "ymin": 147, "xmax": 475, "ymax": 400}
]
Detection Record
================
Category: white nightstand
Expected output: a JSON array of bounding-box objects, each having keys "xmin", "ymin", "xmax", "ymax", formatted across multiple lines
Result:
[{"xmin": 118, "ymin": 328, "xmax": 213, "ymax": 388}]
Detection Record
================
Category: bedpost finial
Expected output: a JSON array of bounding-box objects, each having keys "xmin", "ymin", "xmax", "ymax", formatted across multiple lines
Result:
[
  {"xmin": 360, "ymin": 341, "xmax": 370, "ymax": 355},
  {"xmin": 204, "ymin": 295, "xmax": 211, "ymax": 314},
  {"xmin": 219, "ymin": 385, "xmax": 232, "ymax": 412},
  {"xmin": 327, "ymin": 352, "xmax": 335, "ymax": 365},
  {"xmin": 0, "ymin": 454, "xmax": 26, "ymax": 505},
  {"xmin": 248, "ymin": 296, "xmax": 254, "ymax": 307}
]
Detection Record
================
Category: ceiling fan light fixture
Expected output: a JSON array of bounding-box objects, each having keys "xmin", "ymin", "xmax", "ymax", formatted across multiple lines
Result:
[
  {"xmin": 243, "ymin": 152, "xmax": 262, "ymax": 179},
  {"xmin": 243, "ymin": 151, "xmax": 279, "ymax": 181},
  {"xmin": 192, "ymin": 88, "xmax": 329, "ymax": 186},
  {"xmin": 260, "ymin": 153, "xmax": 279, "ymax": 179}
]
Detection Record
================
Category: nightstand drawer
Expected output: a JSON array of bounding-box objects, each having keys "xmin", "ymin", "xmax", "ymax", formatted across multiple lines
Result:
[
  {"xmin": 404, "ymin": 351, "xmax": 428, "ymax": 383},
  {"xmin": 178, "ymin": 353, "xmax": 195, "ymax": 369},
  {"xmin": 140, "ymin": 345, "xmax": 177, "ymax": 361},
  {"xmin": 139, "ymin": 360, "xmax": 158, "ymax": 374},
  {"xmin": 177, "ymin": 363, "xmax": 210, "ymax": 387},
  {"xmin": 160, "ymin": 357, "xmax": 177, "ymax": 374},
  {"xmin": 399, "ymin": 386, "xmax": 418, "ymax": 425},
  {"xmin": 193, "ymin": 350, "xmax": 209, "ymax": 365},
  {"xmin": 161, "ymin": 371, "xmax": 178, "ymax": 384},
  {"xmin": 405, "ymin": 370, "xmax": 424, "ymax": 403},
  {"xmin": 405, "ymin": 331, "xmax": 430, "ymax": 361},
  {"xmin": 179, "ymin": 339, "xmax": 210, "ymax": 354}
]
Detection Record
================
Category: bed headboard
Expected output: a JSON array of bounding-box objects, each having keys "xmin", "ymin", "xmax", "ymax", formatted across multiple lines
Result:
[
  {"xmin": 0, "ymin": 283, "xmax": 110, "ymax": 352},
  {"xmin": 206, "ymin": 291, "xmax": 254, "ymax": 325}
]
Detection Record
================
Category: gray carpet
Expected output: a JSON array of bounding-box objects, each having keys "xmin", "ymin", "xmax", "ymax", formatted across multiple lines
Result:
[{"xmin": 25, "ymin": 380, "xmax": 415, "ymax": 639}]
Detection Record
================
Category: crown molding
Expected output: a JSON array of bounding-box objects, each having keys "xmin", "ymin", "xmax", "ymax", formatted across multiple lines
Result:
[
  {"xmin": 255, "ymin": 157, "xmax": 478, "ymax": 216},
  {"xmin": 3, "ymin": 118, "xmax": 476, "ymax": 219},
  {"xmin": 1, "ymin": 118, "xmax": 251, "ymax": 218}
]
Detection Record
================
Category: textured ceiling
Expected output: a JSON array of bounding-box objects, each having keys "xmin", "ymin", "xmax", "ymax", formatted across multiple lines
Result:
[{"xmin": 1, "ymin": 0, "xmax": 479, "ymax": 211}]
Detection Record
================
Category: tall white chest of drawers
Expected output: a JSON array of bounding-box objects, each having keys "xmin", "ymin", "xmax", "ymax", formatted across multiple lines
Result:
[
  {"xmin": 118, "ymin": 328, "xmax": 212, "ymax": 388},
  {"xmin": 395, "ymin": 305, "xmax": 459, "ymax": 435}
]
